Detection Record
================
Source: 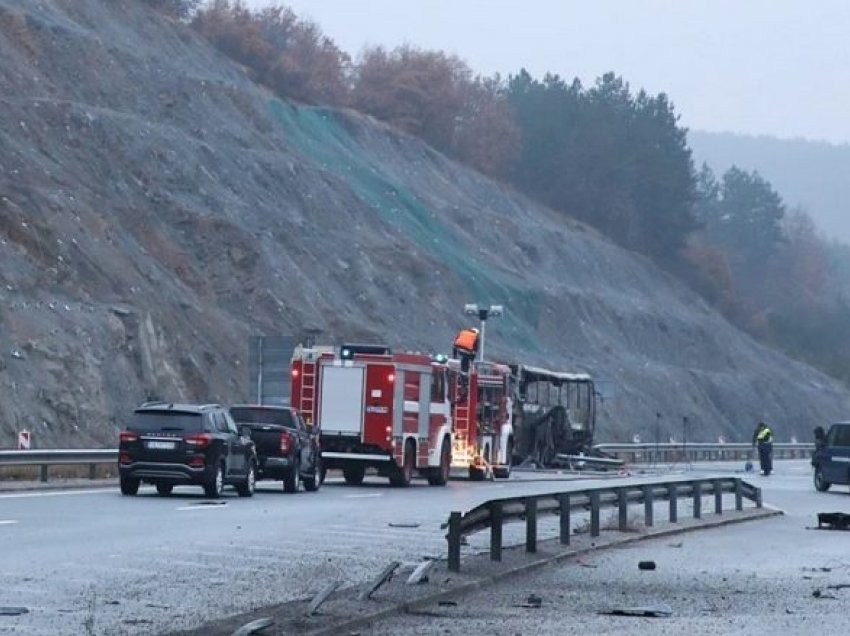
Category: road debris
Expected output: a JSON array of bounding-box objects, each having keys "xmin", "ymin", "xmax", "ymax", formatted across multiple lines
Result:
[
  {"xmin": 817, "ymin": 513, "xmax": 850, "ymax": 530},
  {"xmin": 231, "ymin": 617, "xmax": 274, "ymax": 635},
  {"xmin": 668, "ymin": 542, "xmax": 683, "ymax": 548},
  {"xmin": 306, "ymin": 581, "xmax": 339, "ymax": 616},
  {"xmin": 437, "ymin": 600, "xmax": 458, "ymax": 607},
  {"xmin": 0, "ymin": 607, "xmax": 29, "ymax": 616},
  {"xmin": 359, "ymin": 561, "xmax": 399, "ymax": 601},
  {"xmin": 600, "ymin": 603, "xmax": 673, "ymax": 617},
  {"xmin": 514, "ymin": 594, "xmax": 543, "ymax": 608},
  {"xmin": 388, "ymin": 522, "xmax": 421, "ymax": 528},
  {"xmin": 812, "ymin": 589, "xmax": 837, "ymax": 600},
  {"xmin": 406, "ymin": 560, "xmax": 434, "ymax": 585},
  {"xmin": 638, "ymin": 561, "xmax": 657, "ymax": 571}
]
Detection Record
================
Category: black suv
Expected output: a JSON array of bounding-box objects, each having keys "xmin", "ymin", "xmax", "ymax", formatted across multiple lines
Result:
[
  {"xmin": 118, "ymin": 403, "xmax": 257, "ymax": 498},
  {"xmin": 812, "ymin": 422, "xmax": 850, "ymax": 492},
  {"xmin": 229, "ymin": 405, "xmax": 322, "ymax": 493}
]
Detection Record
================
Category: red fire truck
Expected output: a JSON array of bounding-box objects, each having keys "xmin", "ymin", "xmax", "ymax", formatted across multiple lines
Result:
[{"xmin": 290, "ymin": 344, "xmax": 514, "ymax": 486}]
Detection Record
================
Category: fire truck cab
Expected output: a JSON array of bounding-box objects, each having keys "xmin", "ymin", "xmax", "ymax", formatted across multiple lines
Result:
[{"xmin": 290, "ymin": 344, "xmax": 454, "ymax": 487}]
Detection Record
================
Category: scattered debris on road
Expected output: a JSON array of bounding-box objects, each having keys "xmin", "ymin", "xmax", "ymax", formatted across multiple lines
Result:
[
  {"xmin": 668, "ymin": 542, "xmax": 683, "ymax": 548},
  {"xmin": 826, "ymin": 583, "xmax": 850, "ymax": 591},
  {"xmin": 406, "ymin": 560, "xmax": 434, "ymax": 585},
  {"xmin": 638, "ymin": 561, "xmax": 657, "ymax": 571},
  {"xmin": 0, "ymin": 607, "xmax": 29, "ymax": 616},
  {"xmin": 514, "ymin": 594, "xmax": 543, "ymax": 608},
  {"xmin": 812, "ymin": 589, "xmax": 837, "ymax": 600},
  {"xmin": 306, "ymin": 581, "xmax": 340, "ymax": 616},
  {"xmin": 231, "ymin": 617, "xmax": 274, "ymax": 635},
  {"xmin": 817, "ymin": 513, "xmax": 850, "ymax": 530},
  {"xmin": 437, "ymin": 600, "xmax": 458, "ymax": 607},
  {"xmin": 359, "ymin": 561, "xmax": 399, "ymax": 601},
  {"xmin": 600, "ymin": 603, "xmax": 673, "ymax": 618},
  {"xmin": 388, "ymin": 522, "xmax": 421, "ymax": 528}
]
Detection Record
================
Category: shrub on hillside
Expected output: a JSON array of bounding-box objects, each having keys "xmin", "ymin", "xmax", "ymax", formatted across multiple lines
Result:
[
  {"xmin": 192, "ymin": 0, "xmax": 349, "ymax": 106},
  {"xmin": 142, "ymin": 0, "xmax": 200, "ymax": 20}
]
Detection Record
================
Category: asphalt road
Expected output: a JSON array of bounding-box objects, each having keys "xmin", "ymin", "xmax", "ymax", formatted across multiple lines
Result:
[
  {"xmin": 0, "ymin": 470, "xmax": 623, "ymax": 635},
  {"xmin": 367, "ymin": 460, "xmax": 850, "ymax": 636},
  {"xmin": 0, "ymin": 461, "xmax": 831, "ymax": 635}
]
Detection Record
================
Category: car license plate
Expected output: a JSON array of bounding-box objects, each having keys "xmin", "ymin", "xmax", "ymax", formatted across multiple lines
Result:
[{"xmin": 146, "ymin": 440, "xmax": 176, "ymax": 450}]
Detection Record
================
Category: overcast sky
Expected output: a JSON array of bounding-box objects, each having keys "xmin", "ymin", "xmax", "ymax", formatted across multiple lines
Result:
[{"xmin": 245, "ymin": 0, "xmax": 850, "ymax": 145}]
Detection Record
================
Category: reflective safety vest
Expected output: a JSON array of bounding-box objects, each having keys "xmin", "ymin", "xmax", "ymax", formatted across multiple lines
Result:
[
  {"xmin": 454, "ymin": 329, "xmax": 479, "ymax": 352},
  {"xmin": 757, "ymin": 426, "xmax": 773, "ymax": 443}
]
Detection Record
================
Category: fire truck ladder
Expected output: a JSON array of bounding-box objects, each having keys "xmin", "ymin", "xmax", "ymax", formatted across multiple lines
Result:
[
  {"xmin": 300, "ymin": 363, "xmax": 316, "ymax": 423},
  {"xmin": 452, "ymin": 400, "xmax": 474, "ymax": 467}
]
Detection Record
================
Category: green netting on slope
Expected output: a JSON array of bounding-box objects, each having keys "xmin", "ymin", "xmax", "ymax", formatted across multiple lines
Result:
[{"xmin": 268, "ymin": 100, "xmax": 542, "ymax": 351}]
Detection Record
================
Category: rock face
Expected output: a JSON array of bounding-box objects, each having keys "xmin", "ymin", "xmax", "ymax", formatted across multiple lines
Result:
[{"xmin": 0, "ymin": 0, "xmax": 847, "ymax": 447}]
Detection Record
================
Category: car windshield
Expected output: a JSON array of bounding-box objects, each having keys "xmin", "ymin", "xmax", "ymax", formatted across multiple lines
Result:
[
  {"xmin": 130, "ymin": 412, "xmax": 203, "ymax": 433},
  {"xmin": 230, "ymin": 407, "xmax": 294, "ymax": 428}
]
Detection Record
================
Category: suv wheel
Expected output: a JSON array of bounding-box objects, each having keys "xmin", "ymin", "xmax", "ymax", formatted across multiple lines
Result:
[
  {"xmin": 304, "ymin": 457, "xmax": 322, "ymax": 492},
  {"xmin": 814, "ymin": 466, "xmax": 831, "ymax": 492},
  {"xmin": 156, "ymin": 483, "xmax": 173, "ymax": 496},
  {"xmin": 204, "ymin": 463, "xmax": 224, "ymax": 498},
  {"xmin": 283, "ymin": 465, "xmax": 300, "ymax": 493},
  {"xmin": 237, "ymin": 461, "xmax": 256, "ymax": 498},
  {"xmin": 120, "ymin": 476, "xmax": 140, "ymax": 496}
]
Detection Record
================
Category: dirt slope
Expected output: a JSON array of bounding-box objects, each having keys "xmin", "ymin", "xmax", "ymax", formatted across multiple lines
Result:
[{"xmin": 0, "ymin": 0, "xmax": 847, "ymax": 447}]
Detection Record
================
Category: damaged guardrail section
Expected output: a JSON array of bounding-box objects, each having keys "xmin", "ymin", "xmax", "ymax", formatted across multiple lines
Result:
[
  {"xmin": 446, "ymin": 476, "xmax": 762, "ymax": 572},
  {"xmin": 596, "ymin": 442, "xmax": 812, "ymax": 464},
  {"xmin": 0, "ymin": 449, "xmax": 117, "ymax": 482}
]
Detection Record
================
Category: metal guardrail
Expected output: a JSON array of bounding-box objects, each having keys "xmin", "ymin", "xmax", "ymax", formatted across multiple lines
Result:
[
  {"xmin": 0, "ymin": 449, "xmax": 117, "ymax": 482},
  {"xmin": 445, "ymin": 476, "xmax": 762, "ymax": 571},
  {"xmin": 595, "ymin": 442, "xmax": 813, "ymax": 464}
]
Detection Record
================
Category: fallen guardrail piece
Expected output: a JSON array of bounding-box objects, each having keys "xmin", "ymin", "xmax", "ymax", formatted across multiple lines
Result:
[
  {"xmin": 230, "ymin": 617, "xmax": 274, "ymax": 636},
  {"xmin": 600, "ymin": 603, "xmax": 673, "ymax": 618},
  {"xmin": 817, "ymin": 512, "xmax": 850, "ymax": 530},
  {"xmin": 306, "ymin": 581, "xmax": 340, "ymax": 617},
  {"xmin": 358, "ymin": 561, "xmax": 399, "ymax": 601}
]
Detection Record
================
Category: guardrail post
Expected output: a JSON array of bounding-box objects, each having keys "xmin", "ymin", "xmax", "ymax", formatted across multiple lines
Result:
[
  {"xmin": 734, "ymin": 479, "xmax": 743, "ymax": 511},
  {"xmin": 590, "ymin": 492, "xmax": 600, "ymax": 537},
  {"xmin": 642, "ymin": 485, "xmax": 654, "ymax": 527},
  {"xmin": 40, "ymin": 464, "xmax": 48, "ymax": 483},
  {"xmin": 448, "ymin": 511, "xmax": 461, "ymax": 572},
  {"xmin": 525, "ymin": 498, "xmax": 538, "ymax": 553},
  {"xmin": 89, "ymin": 463, "xmax": 97, "ymax": 480},
  {"xmin": 692, "ymin": 481, "xmax": 702, "ymax": 519},
  {"xmin": 558, "ymin": 493, "xmax": 571, "ymax": 545},
  {"xmin": 755, "ymin": 486, "xmax": 763, "ymax": 508},
  {"xmin": 668, "ymin": 484, "xmax": 677, "ymax": 523},
  {"xmin": 713, "ymin": 479, "xmax": 723, "ymax": 515},
  {"xmin": 490, "ymin": 501, "xmax": 503, "ymax": 562},
  {"xmin": 617, "ymin": 488, "xmax": 628, "ymax": 531}
]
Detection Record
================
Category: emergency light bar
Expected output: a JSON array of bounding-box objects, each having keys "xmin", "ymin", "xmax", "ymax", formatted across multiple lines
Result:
[{"xmin": 339, "ymin": 343, "xmax": 392, "ymax": 359}]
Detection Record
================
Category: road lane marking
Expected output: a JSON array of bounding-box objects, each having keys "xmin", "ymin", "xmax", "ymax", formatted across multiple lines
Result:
[
  {"xmin": 0, "ymin": 520, "xmax": 19, "ymax": 525},
  {"xmin": 176, "ymin": 504, "xmax": 229, "ymax": 511},
  {"xmin": 0, "ymin": 489, "xmax": 116, "ymax": 499},
  {"xmin": 343, "ymin": 493, "xmax": 383, "ymax": 499}
]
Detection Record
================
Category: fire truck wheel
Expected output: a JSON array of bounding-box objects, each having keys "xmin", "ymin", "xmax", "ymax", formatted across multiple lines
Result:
[
  {"xmin": 493, "ymin": 438, "xmax": 513, "ymax": 479},
  {"xmin": 343, "ymin": 465, "xmax": 365, "ymax": 485},
  {"xmin": 390, "ymin": 439, "xmax": 415, "ymax": 487},
  {"xmin": 428, "ymin": 437, "xmax": 451, "ymax": 486}
]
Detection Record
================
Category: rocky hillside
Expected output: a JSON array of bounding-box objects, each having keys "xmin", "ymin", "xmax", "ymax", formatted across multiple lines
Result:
[{"xmin": 1, "ymin": 0, "xmax": 848, "ymax": 448}]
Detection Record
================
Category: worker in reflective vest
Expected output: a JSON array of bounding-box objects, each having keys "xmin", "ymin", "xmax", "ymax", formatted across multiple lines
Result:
[
  {"xmin": 752, "ymin": 422, "xmax": 774, "ymax": 475},
  {"xmin": 453, "ymin": 327, "xmax": 480, "ymax": 374}
]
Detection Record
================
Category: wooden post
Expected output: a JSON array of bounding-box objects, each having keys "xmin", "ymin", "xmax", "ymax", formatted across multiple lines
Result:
[
  {"xmin": 89, "ymin": 463, "xmax": 97, "ymax": 480},
  {"xmin": 40, "ymin": 464, "xmax": 48, "ymax": 483}
]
